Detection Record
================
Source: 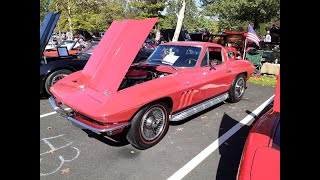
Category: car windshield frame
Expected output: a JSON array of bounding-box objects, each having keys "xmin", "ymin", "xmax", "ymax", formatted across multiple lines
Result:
[{"xmin": 146, "ymin": 44, "xmax": 202, "ymax": 68}]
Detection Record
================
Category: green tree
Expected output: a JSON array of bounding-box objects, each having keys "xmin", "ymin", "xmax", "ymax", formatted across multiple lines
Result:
[
  {"xmin": 202, "ymin": 0, "xmax": 280, "ymax": 30},
  {"xmin": 194, "ymin": 16, "xmax": 219, "ymax": 33},
  {"xmin": 128, "ymin": 0, "xmax": 166, "ymax": 19},
  {"xmin": 47, "ymin": 0, "xmax": 124, "ymax": 34},
  {"xmin": 98, "ymin": 0, "xmax": 127, "ymax": 30},
  {"xmin": 165, "ymin": 0, "xmax": 199, "ymax": 31},
  {"xmin": 72, "ymin": 0, "xmax": 104, "ymax": 32},
  {"xmin": 50, "ymin": 0, "xmax": 78, "ymax": 37},
  {"xmin": 199, "ymin": 0, "xmax": 214, "ymax": 6},
  {"xmin": 40, "ymin": 0, "xmax": 51, "ymax": 24},
  {"xmin": 164, "ymin": 0, "xmax": 219, "ymax": 33}
]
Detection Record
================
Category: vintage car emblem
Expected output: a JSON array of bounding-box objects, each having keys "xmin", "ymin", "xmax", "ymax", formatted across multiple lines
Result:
[{"xmin": 104, "ymin": 91, "xmax": 110, "ymax": 96}]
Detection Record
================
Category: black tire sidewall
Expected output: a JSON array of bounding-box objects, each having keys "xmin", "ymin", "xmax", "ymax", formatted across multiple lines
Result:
[
  {"xmin": 45, "ymin": 69, "xmax": 72, "ymax": 95},
  {"xmin": 127, "ymin": 102, "xmax": 169, "ymax": 150},
  {"xmin": 228, "ymin": 74, "xmax": 246, "ymax": 103}
]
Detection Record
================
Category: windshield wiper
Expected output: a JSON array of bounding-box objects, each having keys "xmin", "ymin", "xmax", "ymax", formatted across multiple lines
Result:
[
  {"xmin": 147, "ymin": 59, "xmax": 177, "ymax": 71},
  {"xmin": 164, "ymin": 64, "xmax": 177, "ymax": 71},
  {"xmin": 170, "ymin": 65, "xmax": 177, "ymax": 71},
  {"xmin": 148, "ymin": 59, "xmax": 162, "ymax": 62}
]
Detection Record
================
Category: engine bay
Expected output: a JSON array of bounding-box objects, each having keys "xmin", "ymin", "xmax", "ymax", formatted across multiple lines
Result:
[{"xmin": 118, "ymin": 66, "xmax": 171, "ymax": 91}]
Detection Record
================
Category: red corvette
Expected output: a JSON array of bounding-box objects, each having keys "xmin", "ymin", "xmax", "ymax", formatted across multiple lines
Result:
[
  {"xmin": 49, "ymin": 18, "xmax": 255, "ymax": 149},
  {"xmin": 237, "ymin": 73, "xmax": 280, "ymax": 180}
]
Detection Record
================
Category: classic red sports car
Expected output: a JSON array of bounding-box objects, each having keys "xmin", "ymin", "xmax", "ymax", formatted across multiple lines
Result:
[
  {"xmin": 49, "ymin": 18, "xmax": 255, "ymax": 150},
  {"xmin": 237, "ymin": 73, "xmax": 280, "ymax": 180}
]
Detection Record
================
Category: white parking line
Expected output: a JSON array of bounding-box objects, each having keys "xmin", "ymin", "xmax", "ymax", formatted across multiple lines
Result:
[
  {"xmin": 40, "ymin": 108, "xmax": 71, "ymax": 118},
  {"xmin": 167, "ymin": 95, "xmax": 275, "ymax": 180}
]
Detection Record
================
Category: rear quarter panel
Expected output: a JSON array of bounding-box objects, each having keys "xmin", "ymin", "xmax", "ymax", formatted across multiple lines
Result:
[{"xmin": 228, "ymin": 59, "xmax": 255, "ymax": 80}]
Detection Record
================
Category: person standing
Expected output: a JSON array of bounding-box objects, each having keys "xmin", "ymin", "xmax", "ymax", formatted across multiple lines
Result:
[
  {"xmin": 66, "ymin": 31, "xmax": 72, "ymax": 40},
  {"xmin": 264, "ymin": 31, "xmax": 272, "ymax": 43}
]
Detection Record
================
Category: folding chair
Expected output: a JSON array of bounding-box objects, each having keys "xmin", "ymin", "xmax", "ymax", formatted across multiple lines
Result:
[{"xmin": 245, "ymin": 51, "xmax": 263, "ymax": 73}]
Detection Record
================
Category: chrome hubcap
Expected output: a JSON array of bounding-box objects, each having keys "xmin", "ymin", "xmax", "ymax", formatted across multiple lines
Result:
[
  {"xmin": 51, "ymin": 74, "xmax": 68, "ymax": 86},
  {"xmin": 141, "ymin": 107, "xmax": 166, "ymax": 141},
  {"xmin": 235, "ymin": 78, "xmax": 245, "ymax": 98}
]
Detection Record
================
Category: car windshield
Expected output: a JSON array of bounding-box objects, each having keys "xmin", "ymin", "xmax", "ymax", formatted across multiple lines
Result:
[{"xmin": 146, "ymin": 45, "xmax": 201, "ymax": 68}]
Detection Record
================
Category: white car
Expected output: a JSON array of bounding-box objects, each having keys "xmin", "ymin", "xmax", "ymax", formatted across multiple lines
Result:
[
  {"xmin": 45, "ymin": 39, "xmax": 58, "ymax": 50},
  {"xmin": 59, "ymin": 40, "xmax": 80, "ymax": 50}
]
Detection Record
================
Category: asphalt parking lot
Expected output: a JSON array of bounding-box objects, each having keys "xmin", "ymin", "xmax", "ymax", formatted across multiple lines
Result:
[{"xmin": 40, "ymin": 82, "xmax": 275, "ymax": 180}]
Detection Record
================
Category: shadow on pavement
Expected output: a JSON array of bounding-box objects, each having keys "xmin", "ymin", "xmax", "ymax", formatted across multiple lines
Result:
[
  {"xmin": 40, "ymin": 92, "xmax": 50, "ymax": 99},
  {"xmin": 83, "ymin": 128, "xmax": 130, "ymax": 147},
  {"xmin": 216, "ymin": 104, "xmax": 273, "ymax": 180}
]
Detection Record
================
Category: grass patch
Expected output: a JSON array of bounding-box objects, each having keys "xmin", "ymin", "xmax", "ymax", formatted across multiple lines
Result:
[{"xmin": 248, "ymin": 76, "xmax": 277, "ymax": 87}]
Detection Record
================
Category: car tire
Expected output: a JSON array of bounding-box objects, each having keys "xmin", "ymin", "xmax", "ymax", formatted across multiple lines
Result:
[
  {"xmin": 227, "ymin": 73, "xmax": 246, "ymax": 103},
  {"xmin": 127, "ymin": 102, "xmax": 169, "ymax": 150},
  {"xmin": 45, "ymin": 69, "xmax": 72, "ymax": 95}
]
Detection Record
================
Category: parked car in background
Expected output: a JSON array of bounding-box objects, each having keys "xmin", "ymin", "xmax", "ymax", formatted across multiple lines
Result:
[
  {"xmin": 43, "ymin": 39, "xmax": 82, "ymax": 57},
  {"xmin": 237, "ymin": 73, "xmax": 280, "ymax": 180},
  {"xmin": 49, "ymin": 18, "xmax": 255, "ymax": 150},
  {"xmin": 40, "ymin": 13, "xmax": 154, "ymax": 95},
  {"xmin": 45, "ymin": 37, "xmax": 58, "ymax": 50},
  {"xmin": 59, "ymin": 40, "xmax": 80, "ymax": 50},
  {"xmin": 41, "ymin": 40, "xmax": 153, "ymax": 95}
]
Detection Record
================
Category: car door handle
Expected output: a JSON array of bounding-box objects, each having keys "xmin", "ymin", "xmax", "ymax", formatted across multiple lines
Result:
[
  {"xmin": 185, "ymin": 81, "xmax": 190, "ymax": 85},
  {"xmin": 226, "ymin": 70, "xmax": 232, "ymax": 73}
]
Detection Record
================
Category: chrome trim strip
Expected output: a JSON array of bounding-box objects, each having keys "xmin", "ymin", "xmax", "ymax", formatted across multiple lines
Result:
[
  {"xmin": 49, "ymin": 97, "xmax": 130, "ymax": 133},
  {"xmin": 67, "ymin": 116, "xmax": 130, "ymax": 133},
  {"xmin": 170, "ymin": 92, "xmax": 229, "ymax": 121},
  {"xmin": 49, "ymin": 96, "xmax": 70, "ymax": 117}
]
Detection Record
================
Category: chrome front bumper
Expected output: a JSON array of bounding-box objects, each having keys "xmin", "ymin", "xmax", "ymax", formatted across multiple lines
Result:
[{"xmin": 49, "ymin": 96, "xmax": 129, "ymax": 135}]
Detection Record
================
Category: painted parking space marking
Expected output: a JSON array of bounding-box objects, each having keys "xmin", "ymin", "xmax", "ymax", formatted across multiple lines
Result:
[
  {"xmin": 167, "ymin": 95, "xmax": 275, "ymax": 180},
  {"xmin": 40, "ymin": 108, "xmax": 71, "ymax": 118},
  {"xmin": 40, "ymin": 134, "xmax": 80, "ymax": 176}
]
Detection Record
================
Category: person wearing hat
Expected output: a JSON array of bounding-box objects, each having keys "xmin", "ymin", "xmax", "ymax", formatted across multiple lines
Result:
[{"xmin": 264, "ymin": 31, "xmax": 272, "ymax": 43}]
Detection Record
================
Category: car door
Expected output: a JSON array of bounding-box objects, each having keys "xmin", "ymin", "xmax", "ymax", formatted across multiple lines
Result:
[
  {"xmin": 199, "ymin": 47, "xmax": 234, "ymax": 99},
  {"xmin": 173, "ymin": 68, "xmax": 208, "ymax": 110}
]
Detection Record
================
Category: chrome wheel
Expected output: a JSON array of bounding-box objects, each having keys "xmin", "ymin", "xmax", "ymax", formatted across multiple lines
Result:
[
  {"xmin": 140, "ymin": 107, "xmax": 166, "ymax": 141},
  {"xmin": 51, "ymin": 74, "xmax": 69, "ymax": 86},
  {"xmin": 235, "ymin": 77, "xmax": 245, "ymax": 98}
]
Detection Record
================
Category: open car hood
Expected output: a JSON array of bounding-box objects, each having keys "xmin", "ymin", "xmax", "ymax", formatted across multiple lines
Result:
[
  {"xmin": 77, "ymin": 18, "xmax": 157, "ymax": 94},
  {"xmin": 40, "ymin": 11, "xmax": 61, "ymax": 58}
]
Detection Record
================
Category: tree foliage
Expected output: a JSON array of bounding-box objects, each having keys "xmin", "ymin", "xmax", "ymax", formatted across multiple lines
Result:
[
  {"xmin": 91, "ymin": 0, "xmax": 126, "ymax": 31},
  {"xmin": 128, "ymin": 0, "xmax": 166, "ymax": 19},
  {"xmin": 199, "ymin": 0, "xmax": 214, "ymax": 6},
  {"xmin": 165, "ymin": 0, "xmax": 197, "ymax": 31},
  {"xmin": 40, "ymin": 0, "xmax": 51, "ymax": 24},
  {"xmin": 163, "ymin": 0, "xmax": 218, "ymax": 33},
  {"xmin": 40, "ymin": 0, "xmax": 279, "ymax": 37},
  {"xmin": 202, "ymin": 0, "xmax": 280, "ymax": 30},
  {"xmin": 41, "ymin": 0, "xmax": 165, "ymax": 34}
]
